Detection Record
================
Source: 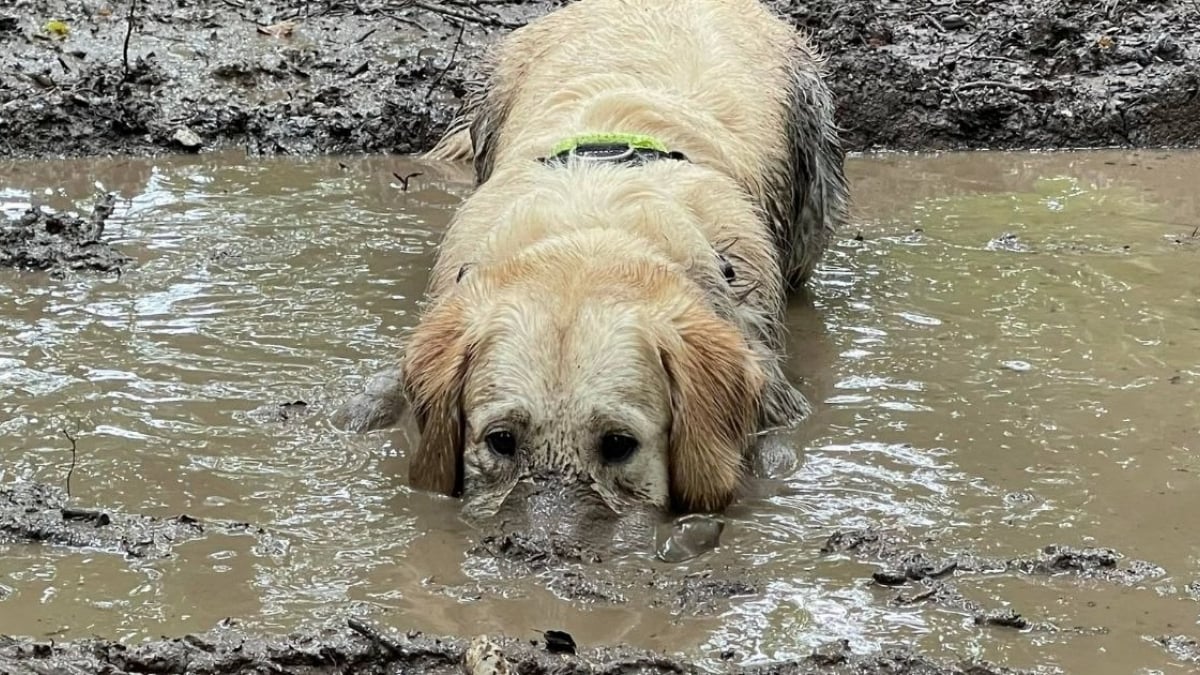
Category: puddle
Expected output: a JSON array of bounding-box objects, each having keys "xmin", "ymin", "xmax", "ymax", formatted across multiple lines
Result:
[{"xmin": 2, "ymin": 149, "xmax": 1199, "ymax": 672}]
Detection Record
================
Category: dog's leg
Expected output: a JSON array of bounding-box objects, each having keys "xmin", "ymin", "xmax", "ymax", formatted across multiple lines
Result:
[
  {"xmin": 329, "ymin": 364, "xmax": 409, "ymax": 433},
  {"xmin": 765, "ymin": 42, "xmax": 851, "ymax": 291},
  {"xmin": 424, "ymin": 124, "xmax": 475, "ymax": 163}
]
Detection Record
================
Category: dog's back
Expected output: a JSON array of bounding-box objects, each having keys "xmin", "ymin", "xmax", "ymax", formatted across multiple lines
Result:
[{"xmin": 430, "ymin": 0, "xmax": 847, "ymax": 289}]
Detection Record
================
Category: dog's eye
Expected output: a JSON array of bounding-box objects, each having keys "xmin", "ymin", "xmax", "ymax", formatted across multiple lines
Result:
[
  {"xmin": 485, "ymin": 430, "xmax": 517, "ymax": 457},
  {"xmin": 599, "ymin": 433, "xmax": 639, "ymax": 464}
]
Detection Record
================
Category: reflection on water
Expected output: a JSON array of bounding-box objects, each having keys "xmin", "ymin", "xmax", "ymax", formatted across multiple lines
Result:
[{"xmin": 1, "ymin": 150, "xmax": 1198, "ymax": 672}]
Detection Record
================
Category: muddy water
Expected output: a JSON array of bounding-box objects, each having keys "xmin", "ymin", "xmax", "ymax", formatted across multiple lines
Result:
[{"xmin": 1, "ymin": 150, "xmax": 1198, "ymax": 671}]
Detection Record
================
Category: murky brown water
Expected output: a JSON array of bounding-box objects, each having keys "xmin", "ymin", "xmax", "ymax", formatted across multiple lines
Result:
[{"xmin": 2, "ymin": 149, "xmax": 1198, "ymax": 671}]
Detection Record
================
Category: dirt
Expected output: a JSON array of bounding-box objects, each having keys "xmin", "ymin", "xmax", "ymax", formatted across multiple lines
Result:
[
  {"xmin": 819, "ymin": 527, "xmax": 1177, "ymax": 635},
  {"xmin": 0, "ymin": 192, "xmax": 131, "ymax": 274},
  {"xmin": 4, "ymin": 0, "xmax": 1200, "ymax": 670},
  {"xmin": 0, "ymin": 0, "xmax": 1197, "ymax": 162},
  {"xmin": 0, "ymin": 481, "xmax": 283, "ymax": 560},
  {"xmin": 0, "ymin": 616, "xmax": 1034, "ymax": 675},
  {"xmin": 5, "ymin": 479, "xmax": 1195, "ymax": 672}
]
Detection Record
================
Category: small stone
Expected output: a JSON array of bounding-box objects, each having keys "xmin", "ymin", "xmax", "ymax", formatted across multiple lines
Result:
[
  {"xmin": 464, "ymin": 636, "xmax": 510, "ymax": 675},
  {"xmin": 171, "ymin": 127, "xmax": 203, "ymax": 151},
  {"xmin": 872, "ymin": 570, "xmax": 908, "ymax": 586},
  {"xmin": 941, "ymin": 14, "xmax": 967, "ymax": 30}
]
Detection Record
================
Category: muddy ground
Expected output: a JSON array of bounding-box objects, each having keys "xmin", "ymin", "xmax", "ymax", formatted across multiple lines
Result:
[
  {"xmin": 4, "ymin": 0, "xmax": 1200, "ymax": 671},
  {"xmin": 0, "ymin": 0, "xmax": 1197, "ymax": 160},
  {"xmin": 0, "ymin": 618, "xmax": 1032, "ymax": 675},
  {"xmin": 4, "ymin": 480, "xmax": 1198, "ymax": 674}
]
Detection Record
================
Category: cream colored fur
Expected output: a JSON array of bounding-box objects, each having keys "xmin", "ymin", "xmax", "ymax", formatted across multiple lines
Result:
[{"xmin": 401, "ymin": 0, "xmax": 848, "ymax": 513}]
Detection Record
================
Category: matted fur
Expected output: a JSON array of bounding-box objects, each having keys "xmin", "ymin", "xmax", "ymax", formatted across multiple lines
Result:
[{"xmin": 407, "ymin": 0, "xmax": 849, "ymax": 512}]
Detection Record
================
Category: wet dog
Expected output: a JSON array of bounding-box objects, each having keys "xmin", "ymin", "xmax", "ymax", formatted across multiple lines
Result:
[{"xmin": 337, "ymin": 0, "xmax": 848, "ymax": 521}]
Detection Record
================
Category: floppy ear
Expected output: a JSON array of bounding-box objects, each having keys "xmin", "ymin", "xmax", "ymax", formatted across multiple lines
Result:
[
  {"xmin": 402, "ymin": 297, "xmax": 472, "ymax": 497},
  {"xmin": 660, "ymin": 304, "xmax": 765, "ymax": 513}
]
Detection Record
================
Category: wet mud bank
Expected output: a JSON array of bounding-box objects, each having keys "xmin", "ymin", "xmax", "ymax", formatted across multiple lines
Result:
[
  {"xmin": 4, "ymin": 480, "xmax": 1198, "ymax": 672},
  {"xmin": 0, "ymin": 0, "xmax": 1198, "ymax": 160},
  {"xmin": 0, "ymin": 192, "xmax": 130, "ymax": 274},
  {"xmin": 0, "ymin": 619, "xmax": 1033, "ymax": 675}
]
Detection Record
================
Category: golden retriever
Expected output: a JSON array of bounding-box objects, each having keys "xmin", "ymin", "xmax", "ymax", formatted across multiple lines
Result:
[{"xmin": 339, "ymin": 0, "xmax": 848, "ymax": 520}]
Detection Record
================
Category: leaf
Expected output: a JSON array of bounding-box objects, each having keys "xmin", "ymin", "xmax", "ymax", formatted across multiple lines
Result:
[
  {"xmin": 43, "ymin": 19, "xmax": 69, "ymax": 37},
  {"xmin": 257, "ymin": 21, "xmax": 297, "ymax": 39},
  {"xmin": 541, "ymin": 630, "xmax": 576, "ymax": 655}
]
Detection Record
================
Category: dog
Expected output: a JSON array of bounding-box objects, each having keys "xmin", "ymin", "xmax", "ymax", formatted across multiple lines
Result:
[{"xmin": 340, "ymin": 0, "xmax": 848, "ymax": 520}]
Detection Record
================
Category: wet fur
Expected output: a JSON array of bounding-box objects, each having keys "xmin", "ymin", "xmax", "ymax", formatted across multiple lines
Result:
[{"xmin": 399, "ymin": 0, "xmax": 847, "ymax": 512}]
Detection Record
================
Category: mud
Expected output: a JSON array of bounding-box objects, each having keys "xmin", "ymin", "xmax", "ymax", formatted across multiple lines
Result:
[
  {"xmin": 0, "ymin": 617, "xmax": 1032, "ymax": 675},
  {"xmin": 819, "ymin": 527, "xmax": 1175, "ymax": 632},
  {"xmin": 0, "ymin": 192, "xmax": 130, "ymax": 274},
  {"xmin": 0, "ymin": 481, "xmax": 281, "ymax": 560},
  {"xmin": 1, "ymin": 0, "xmax": 1198, "ymax": 160},
  {"xmin": 0, "ymin": 482, "xmax": 1035, "ymax": 673}
]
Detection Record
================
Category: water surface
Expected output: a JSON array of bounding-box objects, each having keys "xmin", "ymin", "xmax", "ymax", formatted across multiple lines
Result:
[{"xmin": 1, "ymin": 149, "xmax": 1198, "ymax": 672}]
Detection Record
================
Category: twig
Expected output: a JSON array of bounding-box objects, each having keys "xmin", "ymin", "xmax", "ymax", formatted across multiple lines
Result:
[
  {"xmin": 61, "ymin": 429, "xmax": 78, "ymax": 497},
  {"xmin": 426, "ymin": 21, "xmax": 466, "ymax": 100},
  {"xmin": 392, "ymin": 171, "xmax": 423, "ymax": 191},
  {"xmin": 122, "ymin": 0, "xmax": 138, "ymax": 83},
  {"xmin": 947, "ymin": 31, "xmax": 985, "ymax": 56},
  {"xmin": 61, "ymin": 507, "xmax": 111, "ymax": 526},
  {"xmin": 954, "ymin": 80, "xmax": 1041, "ymax": 96},
  {"xmin": 895, "ymin": 586, "xmax": 938, "ymax": 605},
  {"xmin": 89, "ymin": 193, "xmax": 116, "ymax": 242},
  {"xmin": 347, "ymin": 618, "xmax": 405, "ymax": 656},
  {"xmin": 410, "ymin": 0, "xmax": 523, "ymax": 28}
]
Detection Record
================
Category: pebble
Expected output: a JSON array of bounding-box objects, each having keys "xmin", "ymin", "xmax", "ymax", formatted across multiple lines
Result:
[
  {"xmin": 171, "ymin": 127, "xmax": 203, "ymax": 151},
  {"xmin": 465, "ymin": 636, "xmax": 510, "ymax": 675},
  {"xmin": 941, "ymin": 14, "xmax": 967, "ymax": 30}
]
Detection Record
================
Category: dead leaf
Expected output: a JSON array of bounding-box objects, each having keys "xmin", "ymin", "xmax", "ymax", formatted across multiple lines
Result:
[
  {"xmin": 257, "ymin": 21, "xmax": 297, "ymax": 39},
  {"xmin": 1097, "ymin": 34, "xmax": 1114, "ymax": 50}
]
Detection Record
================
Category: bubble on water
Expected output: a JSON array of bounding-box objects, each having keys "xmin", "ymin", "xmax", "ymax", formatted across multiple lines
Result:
[{"xmin": 1001, "ymin": 360, "xmax": 1033, "ymax": 372}]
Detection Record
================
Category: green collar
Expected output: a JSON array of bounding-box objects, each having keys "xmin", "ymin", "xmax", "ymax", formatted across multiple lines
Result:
[{"xmin": 540, "ymin": 132, "xmax": 689, "ymax": 166}]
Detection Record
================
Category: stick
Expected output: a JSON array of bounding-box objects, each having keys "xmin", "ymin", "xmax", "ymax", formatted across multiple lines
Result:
[
  {"xmin": 954, "ymin": 80, "xmax": 1041, "ymax": 96},
  {"xmin": 411, "ymin": 1, "xmax": 523, "ymax": 28},
  {"xmin": 426, "ymin": 21, "xmax": 466, "ymax": 100},
  {"xmin": 347, "ymin": 618, "xmax": 404, "ymax": 656},
  {"xmin": 122, "ymin": 0, "xmax": 138, "ymax": 82},
  {"xmin": 61, "ymin": 429, "xmax": 78, "ymax": 496}
]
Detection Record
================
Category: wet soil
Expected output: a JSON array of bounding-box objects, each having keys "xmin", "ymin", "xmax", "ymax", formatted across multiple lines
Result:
[
  {"xmin": 0, "ymin": 192, "xmax": 130, "ymax": 274},
  {"xmin": 2, "ymin": 479, "xmax": 1191, "ymax": 672},
  {"xmin": 0, "ymin": 619, "xmax": 1033, "ymax": 675},
  {"xmin": 0, "ymin": 0, "xmax": 1198, "ymax": 160},
  {"xmin": 0, "ymin": 481, "xmax": 282, "ymax": 560}
]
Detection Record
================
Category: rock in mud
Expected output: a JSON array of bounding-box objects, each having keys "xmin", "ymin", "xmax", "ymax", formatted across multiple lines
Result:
[
  {"xmin": 170, "ymin": 126, "xmax": 204, "ymax": 151},
  {"xmin": 0, "ymin": 194, "xmax": 130, "ymax": 275},
  {"xmin": 465, "ymin": 635, "xmax": 511, "ymax": 675}
]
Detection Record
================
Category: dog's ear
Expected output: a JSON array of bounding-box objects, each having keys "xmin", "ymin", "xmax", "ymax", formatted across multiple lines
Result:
[
  {"xmin": 659, "ymin": 303, "xmax": 765, "ymax": 513},
  {"xmin": 403, "ymin": 297, "xmax": 472, "ymax": 497}
]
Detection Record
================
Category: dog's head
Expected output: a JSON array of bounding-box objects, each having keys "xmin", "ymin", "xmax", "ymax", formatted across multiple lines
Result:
[{"xmin": 401, "ymin": 230, "xmax": 764, "ymax": 543}]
